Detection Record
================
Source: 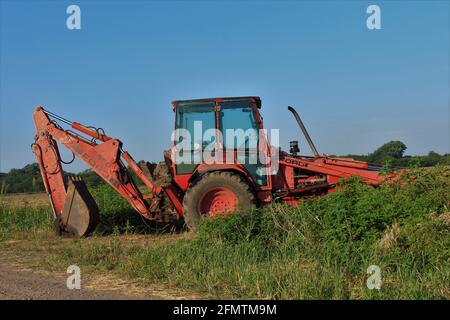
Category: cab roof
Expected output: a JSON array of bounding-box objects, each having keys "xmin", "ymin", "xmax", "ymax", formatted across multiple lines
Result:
[{"xmin": 172, "ymin": 96, "xmax": 261, "ymax": 109}]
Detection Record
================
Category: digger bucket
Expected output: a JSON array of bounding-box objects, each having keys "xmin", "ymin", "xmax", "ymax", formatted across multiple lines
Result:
[{"xmin": 58, "ymin": 176, "xmax": 99, "ymax": 238}]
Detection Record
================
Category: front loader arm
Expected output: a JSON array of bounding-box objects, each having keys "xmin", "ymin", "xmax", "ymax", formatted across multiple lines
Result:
[
  {"xmin": 32, "ymin": 106, "xmax": 161, "ymax": 221},
  {"xmin": 279, "ymin": 154, "xmax": 398, "ymax": 187}
]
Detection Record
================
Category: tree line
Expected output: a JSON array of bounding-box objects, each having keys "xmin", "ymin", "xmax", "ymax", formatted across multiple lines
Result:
[
  {"xmin": 0, "ymin": 164, "xmax": 106, "ymax": 194},
  {"xmin": 341, "ymin": 141, "xmax": 450, "ymax": 168},
  {"xmin": 1, "ymin": 141, "xmax": 449, "ymax": 194}
]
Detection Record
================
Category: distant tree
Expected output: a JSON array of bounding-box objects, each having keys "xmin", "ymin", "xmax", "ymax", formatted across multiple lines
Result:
[
  {"xmin": 78, "ymin": 169, "xmax": 105, "ymax": 187},
  {"xmin": 0, "ymin": 163, "xmax": 45, "ymax": 193},
  {"xmin": 368, "ymin": 141, "xmax": 407, "ymax": 163},
  {"xmin": 0, "ymin": 162, "xmax": 144, "ymax": 194},
  {"xmin": 0, "ymin": 179, "xmax": 9, "ymax": 194},
  {"xmin": 421, "ymin": 151, "xmax": 448, "ymax": 167}
]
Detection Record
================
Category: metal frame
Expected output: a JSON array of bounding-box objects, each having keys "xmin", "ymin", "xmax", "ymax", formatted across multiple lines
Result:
[{"xmin": 32, "ymin": 98, "xmax": 399, "ymax": 228}]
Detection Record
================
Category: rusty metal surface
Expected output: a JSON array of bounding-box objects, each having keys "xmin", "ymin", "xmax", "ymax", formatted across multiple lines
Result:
[{"xmin": 60, "ymin": 176, "xmax": 99, "ymax": 238}]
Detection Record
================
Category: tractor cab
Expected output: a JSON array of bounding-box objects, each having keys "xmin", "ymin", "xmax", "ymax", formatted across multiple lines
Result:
[{"xmin": 171, "ymin": 97, "xmax": 271, "ymax": 189}]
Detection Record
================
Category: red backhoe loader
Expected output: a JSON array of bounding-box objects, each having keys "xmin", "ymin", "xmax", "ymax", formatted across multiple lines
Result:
[{"xmin": 32, "ymin": 97, "xmax": 397, "ymax": 237}]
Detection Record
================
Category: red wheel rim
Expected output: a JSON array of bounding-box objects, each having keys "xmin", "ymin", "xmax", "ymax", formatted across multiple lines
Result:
[{"xmin": 199, "ymin": 187, "xmax": 239, "ymax": 216}]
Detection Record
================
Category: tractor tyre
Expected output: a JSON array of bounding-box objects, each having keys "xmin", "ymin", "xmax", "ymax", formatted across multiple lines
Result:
[{"xmin": 182, "ymin": 172, "xmax": 255, "ymax": 231}]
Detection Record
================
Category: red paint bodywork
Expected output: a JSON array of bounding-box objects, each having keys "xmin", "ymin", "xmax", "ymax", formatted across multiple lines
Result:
[{"xmin": 32, "ymin": 97, "xmax": 398, "ymax": 223}]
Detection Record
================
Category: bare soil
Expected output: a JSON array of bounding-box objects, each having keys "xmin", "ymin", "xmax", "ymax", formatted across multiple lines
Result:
[
  {"xmin": 0, "ymin": 244, "xmax": 198, "ymax": 300},
  {"xmin": 0, "ymin": 259, "xmax": 149, "ymax": 300}
]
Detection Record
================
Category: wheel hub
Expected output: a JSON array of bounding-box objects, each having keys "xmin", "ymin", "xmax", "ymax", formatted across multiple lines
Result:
[{"xmin": 199, "ymin": 187, "xmax": 238, "ymax": 216}]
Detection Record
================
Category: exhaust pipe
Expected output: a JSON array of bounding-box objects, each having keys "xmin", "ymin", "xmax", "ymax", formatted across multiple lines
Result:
[{"xmin": 288, "ymin": 106, "xmax": 320, "ymax": 157}]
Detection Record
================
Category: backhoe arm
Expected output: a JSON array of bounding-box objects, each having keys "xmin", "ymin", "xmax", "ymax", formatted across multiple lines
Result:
[{"xmin": 32, "ymin": 106, "xmax": 161, "ymax": 222}]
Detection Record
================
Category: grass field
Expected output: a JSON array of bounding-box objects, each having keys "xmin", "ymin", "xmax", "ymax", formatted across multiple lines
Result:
[{"xmin": 1, "ymin": 166, "xmax": 449, "ymax": 299}]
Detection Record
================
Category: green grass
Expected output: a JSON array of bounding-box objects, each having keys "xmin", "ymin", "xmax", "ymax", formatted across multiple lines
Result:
[
  {"xmin": 1, "ymin": 166, "xmax": 449, "ymax": 299},
  {"xmin": 0, "ymin": 205, "xmax": 51, "ymax": 240}
]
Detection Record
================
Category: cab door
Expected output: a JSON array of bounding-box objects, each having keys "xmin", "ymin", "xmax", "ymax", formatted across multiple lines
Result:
[
  {"xmin": 218, "ymin": 100, "xmax": 269, "ymax": 186},
  {"xmin": 173, "ymin": 101, "xmax": 216, "ymax": 175}
]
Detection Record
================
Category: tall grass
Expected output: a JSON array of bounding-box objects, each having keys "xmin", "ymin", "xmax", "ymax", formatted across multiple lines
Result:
[
  {"xmin": 1, "ymin": 166, "xmax": 449, "ymax": 299},
  {"xmin": 90, "ymin": 185, "xmax": 146, "ymax": 234},
  {"xmin": 0, "ymin": 184, "xmax": 160, "ymax": 239},
  {"xmin": 0, "ymin": 205, "xmax": 51, "ymax": 240}
]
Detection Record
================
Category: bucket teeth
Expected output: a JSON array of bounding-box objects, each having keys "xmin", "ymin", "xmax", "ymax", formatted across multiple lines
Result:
[{"xmin": 60, "ymin": 176, "xmax": 99, "ymax": 238}]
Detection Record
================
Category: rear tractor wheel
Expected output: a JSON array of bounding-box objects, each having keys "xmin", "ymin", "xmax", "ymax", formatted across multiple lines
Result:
[{"xmin": 182, "ymin": 172, "xmax": 255, "ymax": 231}]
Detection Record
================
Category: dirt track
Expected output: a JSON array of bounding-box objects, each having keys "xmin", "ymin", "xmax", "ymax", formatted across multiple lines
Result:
[
  {"xmin": 0, "ymin": 261, "xmax": 154, "ymax": 300},
  {"xmin": 0, "ymin": 249, "xmax": 195, "ymax": 300}
]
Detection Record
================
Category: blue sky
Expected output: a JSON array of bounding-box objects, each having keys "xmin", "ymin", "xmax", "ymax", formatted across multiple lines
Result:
[{"xmin": 1, "ymin": 0, "xmax": 449, "ymax": 172}]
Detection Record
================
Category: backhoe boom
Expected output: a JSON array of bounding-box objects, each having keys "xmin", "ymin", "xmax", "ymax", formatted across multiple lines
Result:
[{"xmin": 32, "ymin": 106, "xmax": 162, "ymax": 229}]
